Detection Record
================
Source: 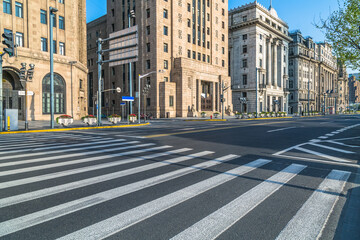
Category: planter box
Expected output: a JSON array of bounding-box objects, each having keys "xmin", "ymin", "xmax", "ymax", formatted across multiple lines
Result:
[
  {"xmin": 129, "ymin": 116, "xmax": 137, "ymax": 123},
  {"xmin": 108, "ymin": 117, "xmax": 121, "ymax": 124},
  {"xmin": 214, "ymin": 114, "xmax": 220, "ymax": 118},
  {"xmin": 235, "ymin": 114, "xmax": 241, "ymax": 119},
  {"xmin": 83, "ymin": 118, "xmax": 97, "ymax": 125},
  {"xmin": 201, "ymin": 113, "xmax": 207, "ymax": 118},
  {"xmin": 58, "ymin": 118, "xmax": 73, "ymax": 126}
]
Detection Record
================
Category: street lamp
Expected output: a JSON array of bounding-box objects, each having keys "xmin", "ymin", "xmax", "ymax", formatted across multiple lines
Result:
[
  {"xmin": 138, "ymin": 70, "xmax": 164, "ymax": 123},
  {"xmin": 20, "ymin": 63, "xmax": 35, "ymax": 131},
  {"xmin": 49, "ymin": 7, "xmax": 58, "ymax": 129},
  {"xmin": 96, "ymin": 87, "xmax": 121, "ymax": 126},
  {"xmin": 69, "ymin": 61, "xmax": 77, "ymax": 118},
  {"xmin": 128, "ymin": 9, "xmax": 136, "ymax": 115}
]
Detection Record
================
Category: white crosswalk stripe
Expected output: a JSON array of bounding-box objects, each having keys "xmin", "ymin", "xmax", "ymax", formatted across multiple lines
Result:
[{"xmin": 0, "ymin": 136, "xmax": 353, "ymax": 239}]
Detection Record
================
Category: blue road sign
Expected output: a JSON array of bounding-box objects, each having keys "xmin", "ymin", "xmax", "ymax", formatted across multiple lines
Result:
[
  {"xmin": 122, "ymin": 96, "xmax": 135, "ymax": 102},
  {"xmin": 120, "ymin": 102, "xmax": 126, "ymax": 106}
]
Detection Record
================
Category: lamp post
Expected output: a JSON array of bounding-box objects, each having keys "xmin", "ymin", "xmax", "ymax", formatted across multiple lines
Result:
[
  {"xmin": 128, "ymin": 10, "xmax": 136, "ymax": 114},
  {"xmin": 69, "ymin": 61, "xmax": 77, "ymax": 118},
  {"xmin": 49, "ymin": 7, "xmax": 58, "ymax": 129},
  {"xmin": 95, "ymin": 87, "xmax": 121, "ymax": 122},
  {"xmin": 138, "ymin": 70, "xmax": 164, "ymax": 123}
]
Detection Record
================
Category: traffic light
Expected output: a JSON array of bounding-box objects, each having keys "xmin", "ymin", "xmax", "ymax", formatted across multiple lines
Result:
[
  {"xmin": 2, "ymin": 32, "xmax": 15, "ymax": 57},
  {"xmin": 27, "ymin": 64, "xmax": 35, "ymax": 81},
  {"xmin": 19, "ymin": 63, "xmax": 27, "ymax": 80}
]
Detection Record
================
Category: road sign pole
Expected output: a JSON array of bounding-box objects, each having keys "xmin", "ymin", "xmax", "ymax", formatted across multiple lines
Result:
[
  {"xmin": 97, "ymin": 39, "xmax": 102, "ymax": 126},
  {"xmin": 0, "ymin": 54, "xmax": 3, "ymax": 132},
  {"xmin": 25, "ymin": 80, "xmax": 28, "ymax": 131},
  {"xmin": 138, "ymin": 74, "xmax": 141, "ymax": 124}
]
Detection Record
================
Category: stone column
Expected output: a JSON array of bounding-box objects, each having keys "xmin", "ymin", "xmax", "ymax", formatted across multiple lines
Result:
[
  {"xmin": 273, "ymin": 42, "xmax": 278, "ymax": 87},
  {"xmin": 266, "ymin": 38, "xmax": 271, "ymax": 86}
]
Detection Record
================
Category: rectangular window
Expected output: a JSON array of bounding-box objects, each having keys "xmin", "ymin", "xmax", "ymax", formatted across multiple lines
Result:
[
  {"xmin": 59, "ymin": 0, "xmax": 64, "ymax": 3},
  {"xmin": 15, "ymin": 32, "xmax": 24, "ymax": 47},
  {"xmin": 242, "ymin": 59, "xmax": 247, "ymax": 68},
  {"xmin": 164, "ymin": 26, "xmax": 168, "ymax": 36},
  {"xmin": 146, "ymin": 43, "xmax": 150, "ymax": 52},
  {"xmin": 146, "ymin": 26, "xmax": 150, "ymax": 35},
  {"xmin": 242, "ymin": 34, "xmax": 247, "ymax": 40},
  {"xmin": 40, "ymin": 10, "xmax": 47, "ymax": 24},
  {"xmin": 187, "ymin": 50, "xmax": 191, "ymax": 58},
  {"xmin": 3, "ymin": 0, "xmax": 11, "ymax": 14},
  {"xmin": 146, "ymin": 60, "xmax": 151, "ymax": 69},
  {"xmin": 164, "ymin": 43, "xmax": 168, "ymax": 53},
  {"xmin": 164, "ymin": 60, "xmax": 168, "ymax": 69},
  {"xmin": 260, "ymin": 45, "xmax": 263, "ymax": 53},
  {"xmin": 169, "ymin": 96, "xmax": 174, "ymax": 107},
  {"xmin": 59, "ymin": 42, "xmax": 65, "ymax": 55},
  {"xmin": 15, "ymin": 2, "xmax": 23, "ymax": 18},
  {"xmin": 146, "ymin": 8, "xmax": 150, "ymax": 18},
  {"xmin": 53, "ymin": 40, "xmax": 57, "ymax": 54},
  {"xmin": 243, "ymin": 45, "xmax": 247, "ymax": 54},
  {"xmin": 163, "ymin": 9, "xmax": 168, "ymax": 18},
  {"xmin": 59, "ymin": 16, "xmax": 65, "ymax": 30},
  {"xmin": 41, "ymin": 37, "xmax": 48, "ymax": 52},
  {"xmin": 243, "ymin": 74, "xmax": 247, "ymax": 85}
]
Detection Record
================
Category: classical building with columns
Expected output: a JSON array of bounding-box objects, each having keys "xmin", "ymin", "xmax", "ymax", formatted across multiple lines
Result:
[
  {"xmin": 87, "ymin": 0, "xmax": 232, "ymax": 118},
  {"xmin": 229, "ymin": 1, "xmax": 291, "ymax": 114},
  {"xmin": 0, "ymin": 0, "xmax": 88, "ymax": 121},
  {"xmin": 288, "ymin": 30, "xmax": 342, "ymax": 114}
]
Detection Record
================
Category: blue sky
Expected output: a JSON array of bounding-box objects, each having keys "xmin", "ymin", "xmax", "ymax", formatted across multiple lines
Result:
[{"xmin": 87, "ymin": 0, "xmax": 339, "ymax": 42}]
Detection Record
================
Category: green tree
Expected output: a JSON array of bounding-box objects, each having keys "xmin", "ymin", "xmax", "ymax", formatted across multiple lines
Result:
[{"xmin": 316, "ymin": 0, "xmax": 360, "ymax": 69}]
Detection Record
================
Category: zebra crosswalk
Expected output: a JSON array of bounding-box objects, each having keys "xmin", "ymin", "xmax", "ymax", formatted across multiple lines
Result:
[{"xmin": 0, "ymin": 132, "xmax": 352, "ymax": 239}]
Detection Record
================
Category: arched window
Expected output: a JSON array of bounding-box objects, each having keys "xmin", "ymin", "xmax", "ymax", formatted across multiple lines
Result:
[{"xmin": 42, "ymin": 73, "xmax": 66, "ymax": 114}]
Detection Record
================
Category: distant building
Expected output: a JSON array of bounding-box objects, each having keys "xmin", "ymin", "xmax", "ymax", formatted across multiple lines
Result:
[
  {"xmin": 348, "ymin": 75, "xmax": 360, "ymax": 104},
  {"xmin": 229, "ymin": 1, "xmax": 291, "ymax": 114},
  {"xmin": 0, "ymin": 0, "xmax": 88, "ymax": 120},
  {"xmin": 288, "ymin": 30, "xmax": 342, "ymax": 114},
  {"xmin": 87, "ymin": 0, "xmax": 232, "ymax": 118},
  {"xmin": 337, "ymin": 63, "xmax": 348, "ymax": 112}
]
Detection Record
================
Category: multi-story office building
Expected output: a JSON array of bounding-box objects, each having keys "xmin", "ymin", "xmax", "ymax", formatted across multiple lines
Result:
[
  {"xmin": 337, "ymin": 63, "xmax": 348, "ymax": 112},
  {"xmin": 0, "ymin": 0, "xmax": 88, "ymax": 120},
  {"xmin": 349, "ymin": 75, "xmax": 360, "ymax": 104},
  {"xmin": 288, "ymin": 30, "xmax": 340, "ymax": 114},
  {"xmin": 229, "ymin": 2, "xmax": 291, "ymax": 114},
  {"xmin": 87, "ymin": 0, "xmax": 232, "ymax": 118}
]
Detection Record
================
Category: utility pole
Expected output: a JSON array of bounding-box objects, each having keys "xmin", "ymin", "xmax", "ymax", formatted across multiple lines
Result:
[
  {"xmin": 255, "ymin": 68, "xmax": 258, "ymax": 118},
  {"xmin": 49, "ymin": 7, "xmax": 58, "ymax": 129},
  {"xmin": 221, "ymin": 82, "xmax": 230, "ymax": 120},
  {"xmin": 97, "ymin": 38, "xmax": 102, "ymax": 126},
  {"xmin": 128, "ymin": 10, "xmax": 136, "ymax": 114},
  {"xmin": 0, "ymin": 54, "xmax": 4, "ymax": 132}
]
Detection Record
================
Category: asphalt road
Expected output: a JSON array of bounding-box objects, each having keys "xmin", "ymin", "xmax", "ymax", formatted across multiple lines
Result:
[{"xmin": 0, "ymin": 115, "xmax": 359, "ymax": 240}]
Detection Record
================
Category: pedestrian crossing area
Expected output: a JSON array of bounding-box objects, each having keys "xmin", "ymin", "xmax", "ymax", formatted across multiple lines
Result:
[{"xmin": 0, "ymin": 132, "xmax": 353, "ymax": 239}]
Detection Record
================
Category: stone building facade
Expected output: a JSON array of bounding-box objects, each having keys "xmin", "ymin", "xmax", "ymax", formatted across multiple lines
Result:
[
  {"xmin": 87, "ymin": 0, "xmax": 232, "ymax": 118},
  {"xmin": 229, "ymin": 2, "xmax": 291, "ymax": 114},
  {"xmin": 349, "ymin": 75, "xmax": 360, "ymax": 104},
  {"xmin": 0, "ymin": 0, "xmax": 88, "ymax": 121},
  {"xmin": 288, "ymin": 30, "xmax": 341, "ymax": 114},
  {"xmin": 337, "ymin": 64, "xmax": 348, "ymax": 112}
]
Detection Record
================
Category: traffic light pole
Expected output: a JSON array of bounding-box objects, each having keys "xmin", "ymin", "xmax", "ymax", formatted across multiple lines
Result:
[
  {"xmin": 49, "ymin": 7, "xmax": 58, "ymax": 129},
  {"xmin": 97, "ymin": 39, "xmax": 102, "ymax": 126},
  {"xmin": 0, "ymin": 54, "xmax": 4, "ymax": 132}
]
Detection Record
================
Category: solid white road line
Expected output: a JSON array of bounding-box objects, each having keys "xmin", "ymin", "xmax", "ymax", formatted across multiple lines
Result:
[
  {"xmin": 58, "ymin": 159, "xmax": 269, "ymax": 240},
  {"xmin": 171, "ymin": 164, "xmax": 306, "ymax": 240},
  {"xmin": 295, "ymin": 146, "xmax": 351, "ymax": 163},
  {"xmin": 308, "ymin": 143, "xmax": 355, "ymax": 154},
  {"xmin": 0, "ymin": 147, "xmax": 177, "ymax": 189},
  {"xmin": 0, "ymin": 143, "xmax": 159, "ymax": 177},
  {"xmin": 325, "ymin": 134, "xmax": 334, "ymax": 137},
  {"xmin": 275, "ymin": 154, "xmax": 360, "ymax": 168},
  {"xmin": 0, "ymin": 154, "xmax": 240, "ymax": 237},
  {"xmin": 0, "ymin": 148, "xmax": 203, "ymax": 207},
  {"xmin": 267, "ymin": 127, "xmax": 296, "ymax": 133},
  {"xmin": 0, "ymin": 139, "xmax": 123, "ymax": 156},
  {"xmin": 0, "ymin": 133, "xmax": 88, "ymax": 143},
  {"xmin": 0, "ymin": 140, "xmax": 133, "ymax": 167},
  {"xmin": 330, "ymin": 136, "xmax": 360, "ymax": 141},
  {"xmin": 115, "ymin": 135, "xmax": 145, "ymax": 139},
  {"xmin": 318, "ymin": 136, "xmax": 328, "ymax": 139},
  {"xmin": 276, "ymin": 170, "xmax": 351, "ymax": 240},
  {"xmin": 326, "ymin": 140, "xmax": 360, "ymax": 148},
  {"xmin": 272, "ymin": 143, "xmax": 306, "ymax": 156}
]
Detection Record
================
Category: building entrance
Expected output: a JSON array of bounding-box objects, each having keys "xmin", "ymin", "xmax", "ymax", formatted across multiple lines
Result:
[
  {"xmin": 2, "ymin": 69, "xmax": 24, "ymax": 120},
  {"xmin": 201, "ymin": 81, "xmax": 213, "ymax": 111}
]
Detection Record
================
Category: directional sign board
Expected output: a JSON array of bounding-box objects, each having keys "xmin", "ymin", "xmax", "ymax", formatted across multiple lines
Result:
[
  {"xmin": 120, "ymin": 102, "xmax": 126, "ymax": 106},
  {"xmin": 122, "ymin": 96, "xmax": 134, "ymax": 102},
  {"xmin": 18, "ymin": 91, "xmax": 34, "ymax": 96},
  {"xmin": 109, "ymin": 26, "xmax": 138, "ymax": 67}
]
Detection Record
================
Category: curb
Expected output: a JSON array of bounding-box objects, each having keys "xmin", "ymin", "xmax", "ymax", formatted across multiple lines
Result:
[
  {"xmin": 184, "ymin": 119, "xmax": 227, "ymax": 122},
  {"xmin": 0, "ymin": 123, "xmax": 150, "ymax": 135},
  {"xmin": 239, "ymin": 117, "xmax": 293, "ymax": 121}
]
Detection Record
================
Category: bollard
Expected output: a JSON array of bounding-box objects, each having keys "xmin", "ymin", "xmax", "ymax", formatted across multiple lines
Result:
[
  {"xmin": 210, "ymin": 115, "xmax": 212, "ymax": 119},
  {"xmin": 7, "ymin": 116, "xmax": 10, "ymax": 131}
]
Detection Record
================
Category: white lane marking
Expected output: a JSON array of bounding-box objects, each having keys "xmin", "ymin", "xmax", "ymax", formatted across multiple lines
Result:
[
  {"xmin": 273, "ymin": 143, "xmax": 306, "ymax": 156},
  {"xmin": 171, "ymin": 164, "xmax": 306, "ymax": 240},
  {"xmin": 295, "ymin": 146, "xmax": 351, "ymax": 163},
  {"xmin": 0, "ymin": 140, "xmax": 133, "ymax": 167},
  {"xmin": 57, "ymin": 158, "xmax": 269, "ymax": 240},
  {"xmin": 0, "ymin": 147, "xmax": 178, "ymax": 189},
  {"xmin": 0, "ymin": 148, "xmax": 207, "ymax": 207},
  {"xmin": 115, "ymin": 135, "xmax": 145, "ymax": 139},
  {"xmin": 276, "ymin": 170, "xmax": 351, "ymax": 240},
  {"xmin": 330, "ymin": 136, "xmax": 360, "ymax": 142},
  {"xmin": 0, "ymin": 134, "xmax": 82, "ymax": 143},
  {"xmin": 179, "ymin": 128, "xmax": 196, "ymax": 131},
  {"xmin": 0, "ymin": 139, "xmax": 123, "ymax": 156},
  {"xmin": 326, "ymin": 140, "xmax": 360, "ymax": 148},
  {"xmin": 331, "ymin": 131, "xmax": 339, "ymax": 134},
  {"xmin": 0, "ymin": 154, "xmax": 241, "ymax": 237},
  {"xmin": 267, "ymin": 127, "xmax": 296, "ymax": 133},
  {"xmin": 318, "ymin": 136, "xmax": 328, "ymax": 139},
  {"xmin": 308, "ymin": 143, "xmax": 355, "ymax": 154},
  {"xmin": 0, "ymin": 143, "xmax": 161, "ymax": 177},
  {"xmin": 325, "ymin": 134, "xmax": 334, "ymax": 137},
  {"xmin": 319, "ymin": 122, "xmax": 330, "ymax": 125},
  {"xmin": 276, "ymin": 154, "xmax": 360, "ymax": 168}
]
